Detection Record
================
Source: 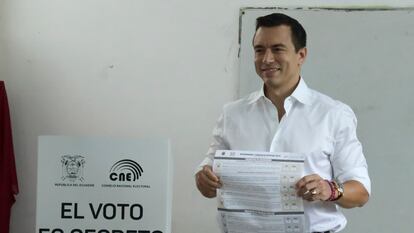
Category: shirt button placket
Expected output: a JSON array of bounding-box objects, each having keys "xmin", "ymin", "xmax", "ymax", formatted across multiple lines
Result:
[{"xmin": 270, "ymin": 97, "xmax": 293, "ymax": 152}]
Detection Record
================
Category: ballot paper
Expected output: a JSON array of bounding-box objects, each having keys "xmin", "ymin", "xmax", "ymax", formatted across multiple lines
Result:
[{"xmin": 213, "ymin": 150, "xmax": 309, "ymax": 233}]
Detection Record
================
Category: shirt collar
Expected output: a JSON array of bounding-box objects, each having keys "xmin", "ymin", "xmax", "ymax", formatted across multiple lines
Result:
[
  {"xmin": 247, "ymin": 77, "xmax": 312, "ymax": 105},
  {"xmin": 247, "ymin": 85, "xmax": 266, "ymax": 104},
  {"xmin": 290, "ymin": 77, "xmax": 312, "ymax": 105}
]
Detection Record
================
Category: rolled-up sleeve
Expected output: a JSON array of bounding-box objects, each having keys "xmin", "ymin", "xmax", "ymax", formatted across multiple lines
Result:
[
  {"xmin": 331, "ymin": 105, "xmax": 371, "ymax": 194},
  {"xmin": 195, "ymin": 113, "xmax": 229, "ymax": 174}
]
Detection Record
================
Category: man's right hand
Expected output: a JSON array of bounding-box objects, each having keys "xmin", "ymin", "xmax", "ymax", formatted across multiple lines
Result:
[{"xmin": 195, "ymin": 165, "xmax": 222, "ymax": 198}]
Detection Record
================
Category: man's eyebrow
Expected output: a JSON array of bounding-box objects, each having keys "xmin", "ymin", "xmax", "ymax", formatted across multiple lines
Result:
[
  {"xmin": 271, "ymin": 43, "xmax": 287, "ymax": 48},
  {"xmin": 253, "ymin": 45, "xmax": 265, "ymax": 49},
  {"xmin": 253, "ymin": 43, "xmax": 287, "ymax": 49}
]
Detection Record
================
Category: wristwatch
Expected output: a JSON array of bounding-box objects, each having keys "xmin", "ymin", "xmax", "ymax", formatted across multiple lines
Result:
[{"xmin": 332, "ymin": 180, "xmax": 344, "ymax": 201}]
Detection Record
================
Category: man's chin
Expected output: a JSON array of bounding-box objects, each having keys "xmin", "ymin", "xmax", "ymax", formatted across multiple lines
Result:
[{"xmin": 262, "ymin": 77, "xmax": 282, "ymax": 88}]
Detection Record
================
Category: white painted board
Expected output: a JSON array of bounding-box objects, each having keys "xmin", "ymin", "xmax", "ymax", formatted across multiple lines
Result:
[
  {"xmin": 36, "ymin": 136, "xmax": 172, "ymax": 233},
  {"xmin": 239, "ymin": 8, "xmax": 414, "ymax": 233}
]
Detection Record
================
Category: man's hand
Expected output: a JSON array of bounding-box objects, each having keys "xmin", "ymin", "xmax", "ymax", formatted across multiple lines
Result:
[
  {"xmin": 195, "ymin": 165, "xmax": 222, "ymax": 198},
  {"xmin": 296, "ymin": 174, "xmax": 369, "ymax": 208},
  {"xmin": 296, "ymin": 174, "xmax": 331, "ymax": 202}
]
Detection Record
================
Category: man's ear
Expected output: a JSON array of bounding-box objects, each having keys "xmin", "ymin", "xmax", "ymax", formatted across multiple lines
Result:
[{"xmin": 297, "ymin": 47, "xmax": 307, "ymax": 66}]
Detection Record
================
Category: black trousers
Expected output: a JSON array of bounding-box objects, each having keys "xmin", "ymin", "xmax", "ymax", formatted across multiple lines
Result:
[{"xmin": 312, "ymin": 231, "xmax": 331, "ymax": 233}]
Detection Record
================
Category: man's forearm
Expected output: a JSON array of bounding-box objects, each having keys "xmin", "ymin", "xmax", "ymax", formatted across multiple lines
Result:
[{"xmin": 335, "ymin": 180, "xmax": 369, "ymax": 208}]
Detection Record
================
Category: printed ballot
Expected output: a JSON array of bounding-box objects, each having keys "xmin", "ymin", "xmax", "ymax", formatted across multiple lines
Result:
[{"xmin": 213, "ymin": 150, "xmax": 309, "ymax": 233}]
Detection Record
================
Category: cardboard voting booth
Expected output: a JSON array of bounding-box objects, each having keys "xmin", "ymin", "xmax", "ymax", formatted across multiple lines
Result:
[{"xmin": 36, "ymin": 136, "xmax": 172, "ymax": 233}]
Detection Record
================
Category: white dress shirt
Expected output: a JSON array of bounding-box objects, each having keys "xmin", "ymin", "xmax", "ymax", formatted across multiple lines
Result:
[{"xmin": 198, "ymin": 78, "xmax": 371, "ymax": 232}]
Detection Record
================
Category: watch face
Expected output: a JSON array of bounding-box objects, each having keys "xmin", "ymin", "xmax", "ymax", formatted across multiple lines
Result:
[
  {"xmin": 338, "ymin": 182, "xmax": 344, "ymax": 192},
  {"xmin": 334, "ymin": 180, "xmax": 344, "ymax": 195}
]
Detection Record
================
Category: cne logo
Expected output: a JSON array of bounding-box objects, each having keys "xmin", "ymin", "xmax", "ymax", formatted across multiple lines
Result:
[{"xmin": 109, "ymin": 159, "xmax": 143, "ymax": 182}]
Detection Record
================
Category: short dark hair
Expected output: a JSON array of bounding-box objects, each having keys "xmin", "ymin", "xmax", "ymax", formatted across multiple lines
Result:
[{"xmin": 255, "ymin": 13, "xmax": 307, "ymax": 52}]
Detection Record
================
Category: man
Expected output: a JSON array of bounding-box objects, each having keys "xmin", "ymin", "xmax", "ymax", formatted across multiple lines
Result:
[{"xmin": 195, "ymin": 13, "xmax": 371, "ymax": 232}]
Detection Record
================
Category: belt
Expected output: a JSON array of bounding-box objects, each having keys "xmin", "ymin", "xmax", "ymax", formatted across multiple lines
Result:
[{"xmin": 312, "ymin": 231, "xmax": 331, "ymax": 233}]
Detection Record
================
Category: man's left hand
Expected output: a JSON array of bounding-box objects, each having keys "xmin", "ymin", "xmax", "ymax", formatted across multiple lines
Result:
[{"xmin": 295, "ymin": 174, "xmax": 331, "ymax": 202}]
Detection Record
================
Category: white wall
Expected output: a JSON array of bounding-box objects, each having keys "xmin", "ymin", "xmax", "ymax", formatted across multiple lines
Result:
[{"xmin": 1, "ymin": 1, "xmax": 413, "ymax": 233}]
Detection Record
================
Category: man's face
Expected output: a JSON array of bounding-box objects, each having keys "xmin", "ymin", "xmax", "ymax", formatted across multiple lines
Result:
[{"xmin": 253, "ymin": 25, "xmax": 307, "ymax": 90}]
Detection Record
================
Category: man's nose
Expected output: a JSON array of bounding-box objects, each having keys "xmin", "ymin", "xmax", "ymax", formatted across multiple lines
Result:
[{"xmin": 262, "ymin": 49, "xmax": 274, "ymax": 64}]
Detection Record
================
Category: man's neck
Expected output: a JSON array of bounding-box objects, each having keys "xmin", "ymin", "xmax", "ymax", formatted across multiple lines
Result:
[
  {"xmin": 265, "ymin": 76, "xmax": 300, "ymax": 105},
  {"xmin": 264, "ymin": 75, "xmax": 301, "ymax": 121}
]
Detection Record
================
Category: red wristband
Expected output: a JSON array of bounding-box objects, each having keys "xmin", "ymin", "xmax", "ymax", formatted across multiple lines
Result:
[{"xmin": 325, "ymin": 180, "xmax": 336, "ymax": 201}]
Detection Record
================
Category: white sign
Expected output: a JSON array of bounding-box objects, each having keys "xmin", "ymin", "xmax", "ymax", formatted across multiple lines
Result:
[{"xmin": 36, "ymin": 136, "xmax": 172, "ymax": 233}]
